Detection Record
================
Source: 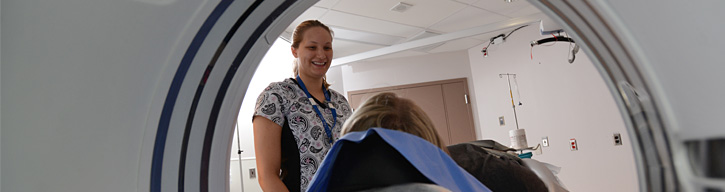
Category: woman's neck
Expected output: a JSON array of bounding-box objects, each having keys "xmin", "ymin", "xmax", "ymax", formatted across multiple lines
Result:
[{"xmin": 298, "ymin": 75, "xmax": 325, "ymax": 98}]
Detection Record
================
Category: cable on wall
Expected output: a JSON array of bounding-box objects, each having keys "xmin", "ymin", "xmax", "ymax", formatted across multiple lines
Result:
[
  {"xmin": 481, "ymin": 25, "xmax": 529, "ymax": 57},
  {"xmin": 530, "ymin": 34, "xmax": 579, "ymax": 63},
  {"xmin": 513, "ymin": 75, "xmax": 523, "ymax": 106}
]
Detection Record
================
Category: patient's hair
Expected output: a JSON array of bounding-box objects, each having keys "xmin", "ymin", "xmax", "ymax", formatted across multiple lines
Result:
[{"xmin": 341, "ymin": 92, "xmax": 447, "ymax": 150}]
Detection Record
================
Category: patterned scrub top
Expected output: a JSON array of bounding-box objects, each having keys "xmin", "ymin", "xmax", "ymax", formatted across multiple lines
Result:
[{"xmin": 254, "ymin": 78, "xmax": 352, "ymax": 191}]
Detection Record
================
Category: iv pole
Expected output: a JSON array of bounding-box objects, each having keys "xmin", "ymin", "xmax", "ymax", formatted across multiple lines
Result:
[
  {"xmin": 235, "ymin": 122, "xmax": 245, "ymax": 191},
  {"xmin": 500, "ymin": 73, "xmax": 520, "ymax": 130},
  {"xmin": 498, "ymin": 75, "xmax": 540, "ymax": 153}
]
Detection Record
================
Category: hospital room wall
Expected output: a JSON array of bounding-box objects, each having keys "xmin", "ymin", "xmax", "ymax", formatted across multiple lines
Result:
[
  {"xmin": 467, "ymin": 25, "xmax": 638, "ymax": 192},
  {"xmin": 338, "ymin": 51, "xmax": 482, "ymax": 138},
  {"xmin": 235, "ymin": 29, "xmax": 638, "ymax": 192},
  {"xmin": 329, "ymin": 25, "xmax": 638, "ymax": 192}
]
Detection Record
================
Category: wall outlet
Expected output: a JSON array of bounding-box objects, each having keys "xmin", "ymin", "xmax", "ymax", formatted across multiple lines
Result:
[
  {"xmin": 499, "ymin": 116, "xmax": 505, "ymax": 126},
  {"xmin": 249, "ymin": 168, "xmax": 256, "ymax": 179},
  {"xmin": 570, "ymin": 138, "xmax": 578, "ymax": 151},
  {"xmin": 542, "ymin": 136, "xmax": 549, "ymax": 147},
  {"xmin": 613, "ymin": 133, "xmax": 623, "ymax": 146}
]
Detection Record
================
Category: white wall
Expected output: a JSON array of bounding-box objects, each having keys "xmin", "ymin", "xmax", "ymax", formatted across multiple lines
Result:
[
  {"xmin": 233, "ymin": 38, "xmax": 294, "ymax": 191},
  {"xmin": 229, "ymin": 157, "xmax": 263, "ymax": 192},
  {"xmin": 340, "ymin": 51, "xmax": 473, "ymax": 94},
  {"xmin": 240, "ymin": 158, "xmax": 263, "ymax": 192},
  {"xmin": 326, "ymin": 65, "xmax": 344, "ymax": 96},
  {"xmin": 236, "ymin": 38, "xmax": 294, "ymax": 159},
  {"xmin": 468, "ymin": 25, "xmax": 637, "ymax": 191},
  {"xmin": 230, "ymin": 122, "xmax": 263, "ymax": 192},
  {"xmin": 338, "ymin": 51, "xmax": 483, "ymax": 138}
]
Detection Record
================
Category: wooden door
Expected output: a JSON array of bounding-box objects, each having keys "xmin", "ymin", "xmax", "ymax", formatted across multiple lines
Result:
[
  {"xmin": 396, "ymin": 85, "xmax": 450, "ymax": 144},
  {"xmin": 442, "ymin": 82, "xmax": 476, "ymax": 144}
]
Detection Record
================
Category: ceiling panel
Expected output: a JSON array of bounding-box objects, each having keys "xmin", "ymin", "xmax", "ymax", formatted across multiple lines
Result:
[
  {"xmin": 332, "ymin": 39, "xmax": 385, "ymax": 59},
  {"xmin": 319, "ymin": 10, "xmax": 422, "ymax": 38},
  {"xmin": 314, "ymin": 0, "xmax": 341, "ymax": 9},
  {"xmin": 330, "ymin": 26, "xmax": 406, "ymax": 46},
  {"xmin": 283, "ymin": 6, "xmax": 328, "ymax": 39},
  {"xmin": 471, "ymin": 0, "xmax": 536, "ymax": 17},
  {"xmin": 427, "ymin": 6, "xmax": 509, "ymax": 33},
  {"xmin": 498, "ymin": 6, "xmax": 541, "ymax": 18},
  {"xmin": 282, "ymin": 0, "xmax": 547, "ymax": 64},
  {"xmin": 453, "ymin": 0, "xmax": 480, "ymax": 5},
  {"xmin": 330, "ymin": 0, "xmax": 467, "ymax": 28}
]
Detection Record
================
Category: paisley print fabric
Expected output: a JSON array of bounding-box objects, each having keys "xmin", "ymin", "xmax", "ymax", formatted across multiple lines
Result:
[{"xmin": 254, "ymin": 78, "xmax": 352, "ymax": 191}]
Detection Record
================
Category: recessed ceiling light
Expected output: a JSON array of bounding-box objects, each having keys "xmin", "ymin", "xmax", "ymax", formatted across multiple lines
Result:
[{"xmin": 390, "ymin": 2, "xmax": 413, "ymax": 13}]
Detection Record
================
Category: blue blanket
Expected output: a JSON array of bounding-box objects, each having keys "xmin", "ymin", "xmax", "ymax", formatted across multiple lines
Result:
[{"xmin": 306, "ymin": 128, "xmax": 490, "ymax": 192}]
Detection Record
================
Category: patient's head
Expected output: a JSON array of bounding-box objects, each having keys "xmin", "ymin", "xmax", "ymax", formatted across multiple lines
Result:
[{"xmin": 342, "ymin": 92, "xmax": 447, "ymax": 150}]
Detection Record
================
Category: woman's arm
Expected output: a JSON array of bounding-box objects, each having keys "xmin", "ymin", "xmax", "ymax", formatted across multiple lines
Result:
[{"xmin": 253, "ymin": 116, "xmax": 289, "ymax": 192}]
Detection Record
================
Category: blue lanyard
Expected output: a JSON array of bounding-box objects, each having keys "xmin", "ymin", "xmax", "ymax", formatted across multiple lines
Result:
[{"xmin": 296, "ymin": 76, "xmax": 337, "ymax": 144}]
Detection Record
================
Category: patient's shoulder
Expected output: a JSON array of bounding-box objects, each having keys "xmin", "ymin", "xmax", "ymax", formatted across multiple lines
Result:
[{"xmin": 360, "ymin": 183, "xmax": 452, "ymax": 192}]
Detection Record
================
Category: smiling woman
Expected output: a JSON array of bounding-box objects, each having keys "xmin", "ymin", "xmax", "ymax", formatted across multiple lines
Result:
[{"xmin": 251, "ymin": 20, "xmax": 353, "ymax": 192}]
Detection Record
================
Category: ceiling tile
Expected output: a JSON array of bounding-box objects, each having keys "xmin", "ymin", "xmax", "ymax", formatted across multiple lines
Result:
[
  {"xmin": 314, "ymin": 0, "xmax": 342, "ymax": 9},
  {"xmin": 330, "ymin": 26, "xmax": 405, "ymax": 46},
  {"xmin": 471, "ymin": 0, "xmax": 537, "ymax": 17},
  {"xmin": 471, "ymin": 0, "xmax": 521, "ymax": 11},
  {"xmin": 319, "ymin": 10, "xmax": 422, "ymax": 38},
  {"xmin": 279, "ymin": 0, "xmax": 545, "ymax": 64},
  {"xmin": 331, "ymin": 0, "xmax": 466, "ymax": 28},
  {"xmin": 427, "ymin": 6, "xmax": 509, "ymax": 33},
  {"xmin": 332, "ymin": 39, "xmax": 385, "ymax": 59},
  {"xmin": 453, "ymin": 0, "xmax": 479, "ymax": 5},
  {"xmin": 499, "ymin": 5, "xmax": 541, "ymax": 18},
  {"xmin": 284, "ymin": 6, "xmax": 328, "ymax": 38}
]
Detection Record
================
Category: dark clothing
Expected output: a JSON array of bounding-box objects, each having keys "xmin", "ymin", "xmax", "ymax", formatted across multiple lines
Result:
[{"xmin": 448, "ymin": 142, "xmax": 548, "ymax": 192}]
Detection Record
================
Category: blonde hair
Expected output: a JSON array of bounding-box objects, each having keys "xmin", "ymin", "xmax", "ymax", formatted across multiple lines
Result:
[
  {"xmin": 341, "ymin": 92, "xmax": 448, "ymax": 151},
  {"xmin": 291, "ymin": 20, "xmax": 333, "ymax": 89}
]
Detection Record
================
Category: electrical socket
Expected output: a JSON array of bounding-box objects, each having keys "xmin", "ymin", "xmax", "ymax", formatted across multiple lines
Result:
[
  {"xmin": 570, "ymin": 138, "xmax": 578, "ymax": 151},
  {"xmin": 249, "ymin": 168, "xmax": 256, "ymax": 179},
  {"xmin": 613, "ymin": 133, "xmax": 622, "ymax": 146},
  {"xmin": 542, "ymin": 136, "xmax": 549, "ymax": 147}
]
